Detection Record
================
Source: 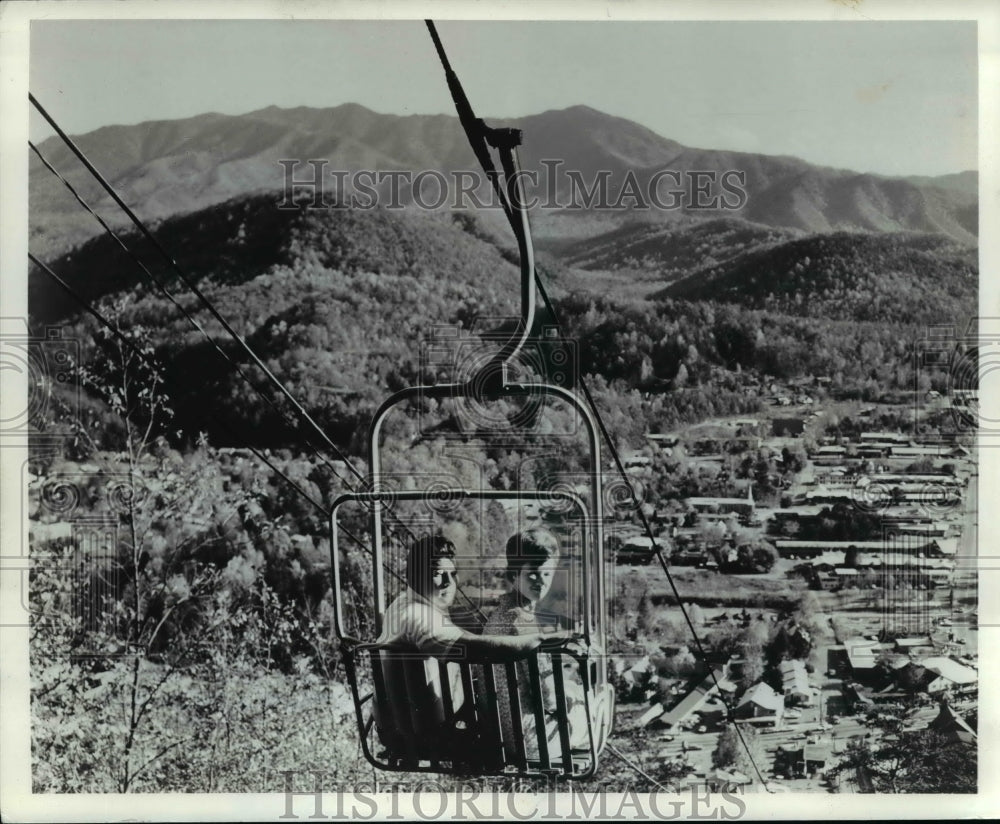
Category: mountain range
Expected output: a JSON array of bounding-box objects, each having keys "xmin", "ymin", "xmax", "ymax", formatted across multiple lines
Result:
[{"xmin": 30, "ymin": 103, "xmax": 978, "ymax": 263}]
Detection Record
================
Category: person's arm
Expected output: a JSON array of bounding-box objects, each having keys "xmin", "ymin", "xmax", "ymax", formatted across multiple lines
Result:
[
  {"xmin": 404, "ymin": 600, "xmax": 572, "ymax": 661},
  {"xmin": 442, "ymin": 627, "xmax": 573, "ymax": 663}
]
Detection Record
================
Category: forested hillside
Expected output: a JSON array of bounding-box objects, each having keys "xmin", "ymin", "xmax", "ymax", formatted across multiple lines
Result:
[
  {"xmin": 31, "ymin": 195, "xmax": 975, "ymax": 455},
  {"xmin": 661, "ymin": 231, "xmax": 977, "ymax": 324}
]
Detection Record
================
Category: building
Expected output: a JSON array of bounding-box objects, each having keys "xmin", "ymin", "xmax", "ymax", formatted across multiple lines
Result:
[
  {"xmin": 734, "ymin": 682, "xmax": 784, "ymax": 725},
  {"xmin": 776, "ymin": 540, "xmax": 887, "ymax": 559},
  {"xmin": 779, "ymin": 659, "xmax": 813, "ymax": 705},
  {"xmin": 774, "ymin": 539, "xmax": 942, "ymax": 560},
  {"xmin": 843, "ymin": 638, "xmax": 881, "ymax": 674},
  {"xmin": 860, "ymin": 432, "xmax": 911, "ymax": 445},
  {"xmin": 919, "ymin": 657, "xmax": 978, "ymax": 694},
  {"xmin": 645, "ymin": 667, "xmax": 733, "ymax": 729},
  {"xmin": 777, "ymin": 743, "xmax": 831, "ymax": 778},
  {"xmin": 894, "ymin": 636, "xmax": 934, "ymax": 654},
  {"xmin": 685, "ymin": 488, "xmax": 755, "ymax": 521},
  {"xmin": 645, "ymin": 433, "xmax": 679, "ymax": 455}
]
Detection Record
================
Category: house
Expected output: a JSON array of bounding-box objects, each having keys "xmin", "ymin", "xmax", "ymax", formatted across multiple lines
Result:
[
  {"xmin": 860, "ymin": 432, "xmax": 911, "ymax": 445},
  {"xmin": 843, "ymin": 638, "xmax": 880, "ymax": 673},
  {"xmin": 894, "ymin": 636, "xmax": 934, "ymax": 653},
  {"xmin": 775, "ymin": 540, "xmax": 891, "ymax": 559},
  {"xmin": 616, "ymin": 535, "xmax": 658, "ymax": 565},
  {"xmin": 950, "ymin": 389, "xmax": 977, "ymax": 407},
  {"xmin": 734, "ymin": 682, "xmax": 784, "ymax": 725},
  {"xmin": 842, "ymin": 681, "xmax": 875, "ymax": 711},
  {"xmin": 685, "ymin": 488, "xmax": 755, "ymax": 521},
  {"xmin": 646, "ymin": 433, "xmax": 680, "ymax": 449},
  {"xmin": 889, "ymin": 662, "xmax": 939, "ymax": 694},
  {"xmin": 775, "ymin": 538, "xmax": 940, "ymax": 559},
  {"xmin": 889, "ymin": 445, "xmax": 954, "ymax": 459},
  {"xmin": 919, "ymin": 657, "xmax": 978, "ymax": 694},
  {"xmin": 812, "ymin": 445, "xmax": 847, "ymax": 458},
  {"xmin": 779, "ymin": 660, "xmax": 812, "ymax": 705},
  {"xmin": 777, "ymin": 743, "xmax": 831, "ymax": 778},
  {"xmin": 623, "ymin": 454, "xmax": 653, "ymax": 474},
  {"xmin": 648, "ymin": 667, "xmax": 732, "ymax": 729},
  {"xmin": 704, "ymin": 770, "xmax": 752, "ymax": 793}
]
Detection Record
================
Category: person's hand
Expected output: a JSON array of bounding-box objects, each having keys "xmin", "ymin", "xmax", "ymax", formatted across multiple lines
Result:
[{"xmin": 537, "ymin": 629, "xmax": 575, "ymax": 648}]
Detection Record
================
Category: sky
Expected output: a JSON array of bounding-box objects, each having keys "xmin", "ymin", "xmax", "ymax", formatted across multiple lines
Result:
[{"xmin": 28, "ymin": 18, "xmax": 978, "ymax": 178}]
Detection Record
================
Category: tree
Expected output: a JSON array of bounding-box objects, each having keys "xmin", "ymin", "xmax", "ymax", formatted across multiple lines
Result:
[
  {"xmin": 674, "ymin": 362, "xmax": 689, "ymax": 387},
  {"xmin": 752, "ymin": 544, "xmax": 777, "ymax": 573},
  {"xmin": 688, "ymin": 603, "xmax": 705, "ymax": 627},
  {"xmin": 31, "ymin": 310, "xmax": 348, "ymax": 791},
  {"xmin": 712, "ymin": 724, "xmax": 765, "ymax": 777},
  {"xmin": 832, "ymin": 727, "xmax": 975, "ymax": 793}
]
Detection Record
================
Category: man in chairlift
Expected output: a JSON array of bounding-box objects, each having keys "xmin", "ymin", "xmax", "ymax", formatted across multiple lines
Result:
[
  {"xmin": 375, "ymin": 536, "xmax": 570, "ymax": 766},
  {"xmin": 484, "ymin": 528, "xmax": 609, "ymax": 762}
]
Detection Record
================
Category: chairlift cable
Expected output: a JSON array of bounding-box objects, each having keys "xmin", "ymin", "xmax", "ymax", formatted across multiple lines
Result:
[
  {"xmin": 30, "ymin": 93, "xmax": 369, "ymax": 489},
  {"xmin": 28, "ymin": 251, "xmax": 410, "ymax": 594},
  {"xmin": 28, "ymin": 252, "xmax": 324, "ymax": 515},
  {"xmin": 425, "ymin": 21, "xmax": 516, "ymax": 230},
  {"xmin": 604, "ymin": 743, "xmax": 672, "ymax": 792},
  {"xmin": 29, "ymin": 110, "xmax": 447, "ymax": 604},
  {"xmin": 533, "ymin": 273, "xmax": 772, "ymax": 789},
  {"xmin": 28, "ymin": 137, "xmax": 362, "ymax": 493}
]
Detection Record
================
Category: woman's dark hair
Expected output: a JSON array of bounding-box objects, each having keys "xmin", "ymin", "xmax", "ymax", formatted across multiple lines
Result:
[
  {"xmin": 504, "ymin": 528, "xmax": 560, "ymax": 579},
  {"xmin": 406, "ymin": 535, "xmax": 457, "ymax": 593}
]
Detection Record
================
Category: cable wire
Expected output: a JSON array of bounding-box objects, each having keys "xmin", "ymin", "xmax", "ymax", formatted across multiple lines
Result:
[
  {"xmin": 29, "ymin": 138, "xmax": 360, "ymax": 491},
  {"xmin": 28, "ymin": 251, "xmax": 407, "ymax": 593},
  {"xmin": 29, "ymin": 108, "xmax": 424, "ymax": 543},
  {"xmin": 29, "ymin": 117, "xmax": 481, "ymax": 617},
  {"xmin": 30, "ymin": 93, "xmax": 368, "ymax": 488},
  {"xmin": 605, "ymin": 743, "xmax": 672, "ymax": 793},
  {"xmin": 533, "ymin": 272, "xmax": 771, "ymax": 790},
  {"xmin": 423, "ymin": 20, "xmax": 771, "ymax": 788}
]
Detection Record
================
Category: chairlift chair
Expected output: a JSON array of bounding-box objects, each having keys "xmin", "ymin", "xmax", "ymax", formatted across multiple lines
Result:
[{"xmin": 328, "ymin": 120, "xmax": 614, "ymax": 780}]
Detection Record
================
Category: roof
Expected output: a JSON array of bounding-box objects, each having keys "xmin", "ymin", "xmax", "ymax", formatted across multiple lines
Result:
[
  {"xmin": 844, "ymin": 638, "xmax": 880, "ymax": 670},
  {"xmin": 928, "ymin": 704, "xmax": 977, "ymax": 744},
  {"xmin": 686, "ymin": 495, "xmax": 754, "ymax": 508},
  {"xmin": 638, "ymin": 702, "xmax": 666, "ymax": 728},
  {"xmin": 932, "ymin": 539, "xmax": 959, "ymax": 556},
  {"xmin": 658, "ymin": 668, "xmax": 725, "ymax": 726},
  {"xmin": 779, "ymin": 660, "xmax": 811, "ymax": 695},
  {"xmin": 895, "ymin": 636, "xmax": 934, "ymax": 648},
  {"xmin": 737, "ymin": 682, "xmax": 784, "ymax": 713},
  {"xmin": 803, "ymin": 743, "xmax": 832, "ymax": 763},
  {"xmin": 860, "ymin": 432, "xmax": 911, "ymax": 442},
  {"xmin": 776, "ymin": 540, "xmax": 889, "ymax": 551},
  {"xmin": 920, "ymin": 657, "xmax": 978, "ymax": 685}
]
